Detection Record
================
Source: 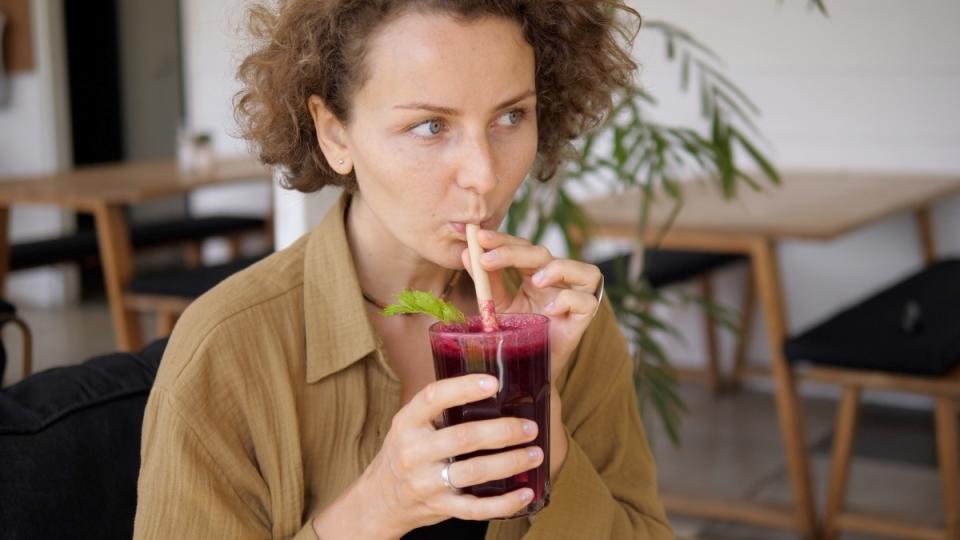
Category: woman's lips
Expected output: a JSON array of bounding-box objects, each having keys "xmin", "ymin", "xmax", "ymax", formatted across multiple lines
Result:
[{"xmin": 450, "ymin": 220, "xmax": 491, "ymax": 235}]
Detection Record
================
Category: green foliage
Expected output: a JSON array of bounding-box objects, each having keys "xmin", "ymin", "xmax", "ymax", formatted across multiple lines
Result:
[
  {"xmin": 383, "ymin": 289, "xmax": 466, "ymax": 324},
  {"xmin": 507, "ymin": 4, "xmax": 827, "ymax": 446}
]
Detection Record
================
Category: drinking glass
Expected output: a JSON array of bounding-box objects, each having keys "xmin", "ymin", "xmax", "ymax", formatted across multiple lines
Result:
[{"xmin": 429, "ymin": 313, "xmax": 551, "ymax": 517}]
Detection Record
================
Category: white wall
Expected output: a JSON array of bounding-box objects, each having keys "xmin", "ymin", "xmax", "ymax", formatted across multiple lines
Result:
[
  {"xmin": 627, "ymin": 0, "xmax": 960, "ymax": 390},
  {"xmin": 179, "ymin": 0, "xmax": 331, "ymax": 251},
  {"xmin": 0, "ymin": 0, "xmax": 77, "ymax": 307},
  {"xmin": 179, "ymin": 0, "xmax": 276, "ymax": 254}
]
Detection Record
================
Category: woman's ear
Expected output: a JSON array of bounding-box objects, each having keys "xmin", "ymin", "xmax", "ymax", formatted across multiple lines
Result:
[{"xmin": 307, "ymin": 96, "xmax": 353, "ymax": 175}]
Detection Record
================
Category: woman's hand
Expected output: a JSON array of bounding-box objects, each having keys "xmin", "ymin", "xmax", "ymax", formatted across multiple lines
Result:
[
  {"xmin": 314, "ymin": 374, "xmax": 544, "ymax": 538},
  {"xmin": 460, "ymin": 229, "xmax": 602, "ymax": 381}
]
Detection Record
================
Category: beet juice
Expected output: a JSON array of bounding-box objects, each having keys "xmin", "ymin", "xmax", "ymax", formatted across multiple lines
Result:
[{"xmin": 428, "ymin": 313, "xmax": 551, "ymax": 517}]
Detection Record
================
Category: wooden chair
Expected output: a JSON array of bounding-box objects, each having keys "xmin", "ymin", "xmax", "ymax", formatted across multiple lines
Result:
[
  {"xmin": 125, "ymin": 255, "xmax": 266, "ymax": 337},
  {"xmin": 784, "ymin": 259, "xmax": 960, "ymax": 540},
  {"xmin": 596, "ymin": 248, "xmax": 754, "ymax": 394},
  {"xmin": 0, "ymin": 299, "xmax": 32, "ymax": 383}
]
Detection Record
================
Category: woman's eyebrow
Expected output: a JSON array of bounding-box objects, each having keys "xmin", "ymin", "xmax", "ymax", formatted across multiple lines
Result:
[{"xmin": 393, "ymin": 89, "xmax": 536, "ymax": 115}]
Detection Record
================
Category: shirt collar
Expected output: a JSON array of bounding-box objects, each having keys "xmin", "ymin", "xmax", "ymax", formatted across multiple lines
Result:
[{"xmin": 303, "ymin": 191, "xmax": 378, "ymax": 383}]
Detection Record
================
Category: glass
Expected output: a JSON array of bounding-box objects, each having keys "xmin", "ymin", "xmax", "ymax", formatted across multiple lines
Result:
[{"xmin": 428, "ymin": 313, "xmax": 551, "ymax": 518}]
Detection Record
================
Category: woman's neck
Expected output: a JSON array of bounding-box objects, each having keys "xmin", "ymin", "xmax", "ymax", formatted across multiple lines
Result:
[{"xmin": 346, "ymin": 194, "xmax": 453, "ymax": 306}]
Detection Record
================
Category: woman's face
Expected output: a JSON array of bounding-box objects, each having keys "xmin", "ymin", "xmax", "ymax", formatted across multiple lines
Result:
[{"xmin": 341, "ymin": 12, "xmax": 538, "ymax": 268}]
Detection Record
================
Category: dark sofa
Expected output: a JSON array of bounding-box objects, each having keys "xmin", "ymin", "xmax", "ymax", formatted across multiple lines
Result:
[{"xmin": 0, "ymin": 338, "xmax": 167, "ymax": 540}]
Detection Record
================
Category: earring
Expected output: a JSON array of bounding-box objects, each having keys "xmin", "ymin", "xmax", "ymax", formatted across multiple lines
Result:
[{"xmin": 337, "ymin": 159, "xmax": 345, "ymax": 165}]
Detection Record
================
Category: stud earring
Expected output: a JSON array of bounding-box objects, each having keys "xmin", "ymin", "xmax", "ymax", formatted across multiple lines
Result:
[{"xmin": 337, "ymin": 159, "xmax": 345, "ymax": 165}]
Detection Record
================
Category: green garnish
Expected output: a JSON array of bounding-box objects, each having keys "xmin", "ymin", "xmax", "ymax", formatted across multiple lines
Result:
[{"xmin": 383, "ymin": 289, "xmax": 466, "ymax": 324}]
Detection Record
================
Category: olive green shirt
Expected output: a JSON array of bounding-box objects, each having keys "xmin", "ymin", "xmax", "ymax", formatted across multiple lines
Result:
[{"xmin": 133, "ymin": 193, "xmax": 672, "ymax": 539}]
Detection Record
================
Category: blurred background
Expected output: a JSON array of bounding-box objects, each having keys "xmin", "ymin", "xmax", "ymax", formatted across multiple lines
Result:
[{"xmin": 1, "ymin": 1, "xmax": 958, "ymax": 539}]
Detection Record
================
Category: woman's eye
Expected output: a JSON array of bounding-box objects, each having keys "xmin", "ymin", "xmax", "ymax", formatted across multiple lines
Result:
[
  {"xmin": 411, "ymin": 119, "xmax": 443, "ymax": 137},
  {"xmin": 496, "ymin": 109, "xmax": 524, "ymax": 127}
]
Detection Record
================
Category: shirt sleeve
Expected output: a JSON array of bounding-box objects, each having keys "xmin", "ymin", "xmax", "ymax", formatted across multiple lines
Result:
[
  {"xmin": 498, "ymin": 298, "xmax": 673, "ymax": 539},
  {"xmin": 133, "ymin": 387, "xmax": 318, "ymax": 540}
]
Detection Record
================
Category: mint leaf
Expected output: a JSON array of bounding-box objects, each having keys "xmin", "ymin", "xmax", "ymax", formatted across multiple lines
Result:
[{"xmin": 383, "ymin": 289, "xmax": 466, "ymax": 324}]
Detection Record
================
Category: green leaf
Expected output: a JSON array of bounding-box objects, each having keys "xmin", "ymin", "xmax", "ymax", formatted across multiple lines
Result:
[
  {"xmin": 383, "ymin": 289, "xmax": 466, "ymax": 323},
  {"xmin": 731, "ymin": 128, "xmax": 781, "ymax": 185}
]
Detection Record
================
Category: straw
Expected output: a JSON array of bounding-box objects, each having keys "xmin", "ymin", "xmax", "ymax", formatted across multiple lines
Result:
[{"xmin": 466, "ymin": 224, "xmax": 499, "ymax": 332}]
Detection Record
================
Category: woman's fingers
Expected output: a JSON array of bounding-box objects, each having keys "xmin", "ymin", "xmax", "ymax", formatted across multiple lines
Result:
[
  {"xmin": 460, "ymin": 249, "xmax": 514, "ymax": 311},
  {"xmin": 405, "ymin": 375, "xmax": 499, "ymax": 427},
  {"xmin": 436, "ymin": 489, "xmax": 535, "ymax": 521},
  {"xmin": 417, "ymin": 418, "xmax": 538, "ymax": 464},
  {"xmin": 531, "ymin": 259, "xmax": 602, "ymax": 294},
  {"xmin": 478, "ymin": 243, "xmax": 553, "ymax": 274},
  {"xmin": 476, "ymin": 229, "xmax": 529, "ymax": 248},
  {"xmin": 447, "ymin": 447, "xmax": 543, "ymax": 489},
  {"xmin": 543, "ymin": 289, "xmax": 598, "ymax": 318}
]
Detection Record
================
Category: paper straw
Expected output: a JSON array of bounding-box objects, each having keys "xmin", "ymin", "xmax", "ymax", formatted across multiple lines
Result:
[{"xmin": 466, "ymin": 224, "xmax": 499, "ymax": 332}]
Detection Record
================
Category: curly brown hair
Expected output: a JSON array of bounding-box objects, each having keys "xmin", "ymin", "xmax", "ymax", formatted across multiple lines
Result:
[{"xmin": 235, "ymin": 0, "xmax": 640, "ymax": 193}]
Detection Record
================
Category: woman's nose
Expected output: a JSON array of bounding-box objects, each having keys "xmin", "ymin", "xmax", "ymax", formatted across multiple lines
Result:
[{"xmin": 455, "ymin": 133, "xmax": 498, "ymax": 195}]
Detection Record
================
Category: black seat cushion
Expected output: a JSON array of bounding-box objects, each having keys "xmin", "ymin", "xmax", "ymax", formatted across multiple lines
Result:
[
  {"xmin": 401, "ymin": 517, "xmax": 488, "ymax": 539},
  {"xmin": 127, "ymin": 255, "xmax": 265, "ymax": 298},
  {"xmin": 130, "ymin": 216, "xmax": 265, "ymax": 247},
  {"xmin": 0, "ymin": 338, "xmax": 167, "ymax": 540},
  {"xmin": 597, "ymin": 249, "xmax": 744, "ymax": 289},
  {"xmin": 9, "ymin": 231, "xmax": 100, "ymax": 270},
  {"xmin": 8, "ymin": 216, "xmax": 266, "ymax": 271},
  {"xmin": 785, "ymin": 259, "xmax": 960, "ymax": 376}
]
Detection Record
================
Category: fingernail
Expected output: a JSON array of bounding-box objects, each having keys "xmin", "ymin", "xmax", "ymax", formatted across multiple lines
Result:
[
  {"xmin": 479, "ymin": 376, "xmax": 496, "ymax": 389},
  {"xmin": 528, "ymin": 447, "xmax": 542, "ymax": 461},
  {"xmin": 520, "ymin": 489, "xmax": 533, "ymax": 502},
  {"xmin": 522, "ymin": 421, "xmax": 535, "ymax": 435},
  {"xmin": 544, "ymin": 301, "xmax": 556, "ymax": 313},
  {"xmin": 482, "ymin": 250, "xmax": 497, "ymax": 262},
  {"xmin": 532, "ymin": 270, "xmax": 545, "ymax": 285},
  {"xmin": 479, "ymin": 230, "xmax": 494, "ymax": 240}
]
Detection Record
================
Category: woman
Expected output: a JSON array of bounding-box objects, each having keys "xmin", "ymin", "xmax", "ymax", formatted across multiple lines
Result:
[{"xmin": 134, "ymin": 1, "xmax": 672, "ymax": 538}]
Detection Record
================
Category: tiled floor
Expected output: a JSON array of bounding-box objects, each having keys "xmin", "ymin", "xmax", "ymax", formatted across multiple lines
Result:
[
  {"xmin": 1, "ymin": 300, "xmax": 949, "ymax": 540},
  {"xmin": 660, "ymin": 384, "xmax": 945, "ymax": 539}
]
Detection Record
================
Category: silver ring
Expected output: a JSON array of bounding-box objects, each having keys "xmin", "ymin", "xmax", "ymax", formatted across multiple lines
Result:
[
  {"xmin": 440, "ymin": 461, "xmax": 457, "ymax": 491},
  {"xmin": 591, "ymin": 274, "xmax": 604, "ymax": 318}
]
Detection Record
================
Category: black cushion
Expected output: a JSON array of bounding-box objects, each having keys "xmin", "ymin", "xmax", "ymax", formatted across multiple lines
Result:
[
  {"xmin": 130, "ymin": 216, "xmax": 265, "ymax": 247},
  {"xmin": 8, "ymin": 216, "xmax": 265, "ymax": 271},
  {"xmin": 0, "ymin": 299, "xmax": 17, "ymax": 316},
  {"xmin": 785, "ymin": 259, "xmax": 960, "ymax": 376},
  {"xmin": 9, "ymin": 231, "xmax": 100, "ymax": 270},
  {"xmin": 401, "ymin": 518, "xmax": 488, "ymax": 539},
  {"xmin": 127, "ymin": 255, "xmax": 265, "ymax": 298},
  {"xmin": 0, "ymin": 338, "xmax": 167, "ymax": 540},
  {"xmin": 597, "ymin": 249, "xmax": 744, "ymax": 289}
]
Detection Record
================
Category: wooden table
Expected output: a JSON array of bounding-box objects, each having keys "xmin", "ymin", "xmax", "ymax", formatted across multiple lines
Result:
[
  {"xmin": 0, "ymin": 157, "xmax": 272, "ymax": 352},
  {"xmin": 582, "ymin": 170, "xmax": 960, "ymax": 539}
]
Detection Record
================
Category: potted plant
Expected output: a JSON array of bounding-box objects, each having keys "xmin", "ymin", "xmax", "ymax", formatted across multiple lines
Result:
[{"xmin": 506, "ymin": 1, "xmax": 828, "ymax": 445}]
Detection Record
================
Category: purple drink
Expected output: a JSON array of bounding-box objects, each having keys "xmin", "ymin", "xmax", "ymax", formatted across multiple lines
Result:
[{"xmin": 428, "ymin": 314, "xmax": 551, "ymax": 518}]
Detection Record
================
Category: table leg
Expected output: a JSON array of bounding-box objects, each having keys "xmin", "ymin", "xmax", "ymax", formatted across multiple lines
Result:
[
  {"xmin": 750, "ymin": 238, "xmax": 819, "ymax": 539},
  {"xmin": 915, "ymin": 207, "xmax": 936, "ymax": 266},
  {"xmin": 0, "ymin": 206, "xmax": 10, "ymax": 293},
  {"xmin": 730, "ymin": 268, "xmax": 756, "ymax": 391},
  {"xmin": 93, "ymin": 203, "xmax": 142, "ymax": 351},
  {"xmin": 698, "ymin": 274, "xmax": 723, "ymax": 395}
]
